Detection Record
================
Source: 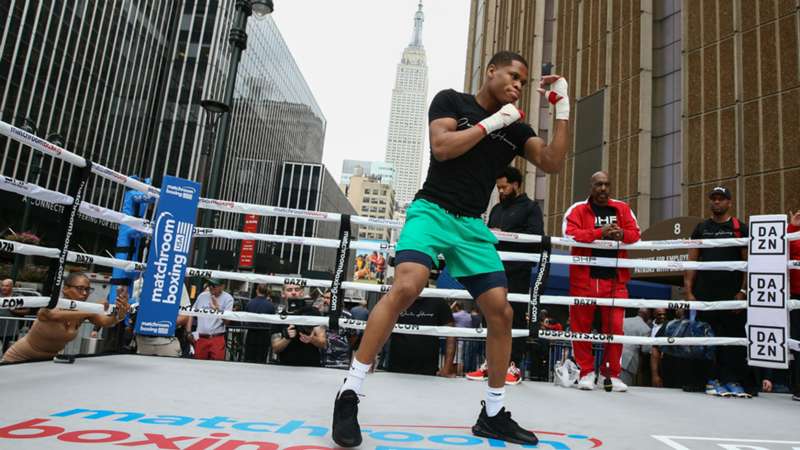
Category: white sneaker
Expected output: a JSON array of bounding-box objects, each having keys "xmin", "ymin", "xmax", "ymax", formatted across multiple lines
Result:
[
  {"xmin": 577, "ymin": 372, "xmax": 596, "ymax": 390},
  {"xmin": 597, "ymin": 374, "xmax": 628, "ymax": 392}
]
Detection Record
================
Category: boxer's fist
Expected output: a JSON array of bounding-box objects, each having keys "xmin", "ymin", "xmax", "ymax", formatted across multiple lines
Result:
[
  {"xmin": 538, "ymin": 75, "xmax": 570, "ymax": 121},
  {"xmin": 477, "ymin": 103, "xmax": 524, "ymax": 134}
]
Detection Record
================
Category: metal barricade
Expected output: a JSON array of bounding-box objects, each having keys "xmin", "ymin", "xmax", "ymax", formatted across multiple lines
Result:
[{"xmin": 0, "ymin": 316, "xmax": 35, "ymax": 356}]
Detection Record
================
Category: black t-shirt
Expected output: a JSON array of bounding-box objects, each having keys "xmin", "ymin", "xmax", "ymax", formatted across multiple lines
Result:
[
  {"xmin": 691, "ymin": 218, "xmax": 748, "ymax": 300},
  {"xmin": 415, "ymin": 89, "xmax": 537, "ymax": 217},
  {"xmin": 590, "ymin": 202, "xmax": 619, "ymax": 279},
  {"xmin": 388, "ymin": 298, "xmax": 454, "ymax": 376}
]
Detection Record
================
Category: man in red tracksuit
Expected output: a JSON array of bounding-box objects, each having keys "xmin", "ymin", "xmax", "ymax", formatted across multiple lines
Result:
[
  {"xmin": 789, "ymin": 210, "xmax": 800, "ymax": 401},
  {"xmin": 562, "ymin": 171, "xmax": 641, "ymax": 392}
]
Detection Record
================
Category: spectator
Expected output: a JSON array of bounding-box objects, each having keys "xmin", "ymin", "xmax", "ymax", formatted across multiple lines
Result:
[
  {"xmin": 368, "ymin": 252, "xmax": 379, "ymax": 278},
  {"xmin": 136, "ymin": 284, "xmax": 192, "ymax": 357},
  {"xmin": 271, "ymin": 283, "xmax": 326, "ymax": 367},
  {"xmin": 526, "ymin": 309, "xmax": 562, "ymax": 381},
  {"xmin": 243, "ymin": 284, "xmax": 275, "ymax": 364},
  {"xmin": 324, "ymin": 293, "xmax": 354, "ymax": 370},
  {"xmin": 621, "ymin": 308, "xmax": 652, "ymax": 386},
  {"xmin": 540, "ymin": 310, "xmax": 564, "ymax": 331},
  {"xmin": 2, "ymin": 272, "xmax": 129, "ymax": 363},
  {"xmin": 313, "ymin": 289, "xmax": 332, "ymax": 314},
  {"xmin": 350, "ymin": 299, "xmax": 369, "ymax": 321},
  {"xmin": 387, "ymin": 297, "xmax": 454, "ymax": 377},
  {"xmin": 563, "ymin": 171, "xmax": 641, "ymax": 392},
  {"xmin": 789, "ymin": 210, "xmax": 800, "ymax": 402},
  {"xmin": 0, "ymin": 278, "xmax": 26, "ymax": 353},
  {"xmin": 650, "ymin": 309, "xmax": 714, "ymax": 391},
  {"xmin": 651, "ymin": 308, "xmax": 667, "ymax": 337},
  {"xmin": 191, "ymin": 278, "xmax": 234, "ymax": 361},
  {"xmin": 487, "ymin": 165, "xmax": 544, "ymax": 384},
  {"xmin": 451, "ymin": 301, "xmax": 472, "ymax": 376},
  {"xmin": 375, "ymin": 252, "xmax": 386, "ymax": 283},
  {"xmin": 684, "ymin": 186, "xmax": 750, "ymax": 398}
]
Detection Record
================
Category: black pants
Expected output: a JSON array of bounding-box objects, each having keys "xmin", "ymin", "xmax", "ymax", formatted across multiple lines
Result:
[
  {"xmin": 697, "ymin": 310, "xmax": 748, "ymax": 385},
  {"xmin": 244, "ymin": 329, "xmax": 271, "ymax": 364}
]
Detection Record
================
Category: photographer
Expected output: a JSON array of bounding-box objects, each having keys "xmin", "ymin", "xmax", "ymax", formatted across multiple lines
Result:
[{"xmin": 271, "ymin": 283, "xmax": 326, "ymax": 367}]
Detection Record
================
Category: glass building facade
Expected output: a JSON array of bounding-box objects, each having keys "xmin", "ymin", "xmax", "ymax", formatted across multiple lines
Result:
[{"xmin": 0, "ymin": 0, "xmax": 342, "ymax": 274}]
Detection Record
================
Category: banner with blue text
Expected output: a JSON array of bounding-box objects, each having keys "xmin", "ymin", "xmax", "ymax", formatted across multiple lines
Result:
[{"xmin": 135, "ymin": 176, "xmax": 199, "ymax": 336}]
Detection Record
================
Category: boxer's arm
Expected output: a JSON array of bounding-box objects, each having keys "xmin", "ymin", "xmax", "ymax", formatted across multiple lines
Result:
[
  {"xmin": 523, "ymin": 119, "xmax": 569, "ymax": 173},
  {"xmin": 523, "ymin": 75, "xmax": 571, "ymax": 173},
  {"xmin": 429, "ymin": 117, "xmax": 488, "ymax": 162}
]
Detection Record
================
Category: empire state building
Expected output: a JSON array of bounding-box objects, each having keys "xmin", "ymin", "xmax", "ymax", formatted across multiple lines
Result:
[{"xmin": 384, "ymin": 2, "xmax": 428, "ymax": 209}]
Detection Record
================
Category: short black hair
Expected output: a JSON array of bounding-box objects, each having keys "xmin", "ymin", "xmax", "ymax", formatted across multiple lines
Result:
[
  {"xmin": 488, "ymin": 51, "xmax": 529, "ymax": 70},
  {"xmin": 497, "ymin": 166, "xmax": 523, "ymax": 185}
]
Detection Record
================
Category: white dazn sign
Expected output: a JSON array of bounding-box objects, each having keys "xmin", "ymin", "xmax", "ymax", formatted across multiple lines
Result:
[{"xmin": 747, "ymin": 215, "xmax": 789, "ymax": 368}]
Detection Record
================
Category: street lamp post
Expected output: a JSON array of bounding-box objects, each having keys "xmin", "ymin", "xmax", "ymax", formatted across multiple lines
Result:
[
  {"xmin": 195, "ymin": 0, "xmax": 273, "ymax": 270},
  {"xmin": 193, "ymin": 99, "xmax": 230, "ymax": 271},
  {"xmin": 197, "ymin": 99, "xmax": 231, "ymax": 197}
]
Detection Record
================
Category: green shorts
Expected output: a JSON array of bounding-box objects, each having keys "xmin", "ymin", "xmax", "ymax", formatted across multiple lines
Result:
[{"xmin": 395, "ymin": 199, "xmax": 504, "ymax": 278}]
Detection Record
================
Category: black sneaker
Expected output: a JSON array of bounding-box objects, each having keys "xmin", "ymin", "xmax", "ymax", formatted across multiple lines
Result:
[
  {"xmin": 792, "ymin": 392, "xmax": 800, "ymax": 402},
  {"xmin": 332, "ymin": 390, "xmax": 362, "ymax": 447},
  {"xmin": 471, "ymin": 401, "xmax": 538, "ymax": 445}
]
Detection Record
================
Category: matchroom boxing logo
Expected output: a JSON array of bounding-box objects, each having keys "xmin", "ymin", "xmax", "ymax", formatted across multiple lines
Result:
[{"xmin": 0, "ymin": 408, "xmax": 605, "ymax": 449}]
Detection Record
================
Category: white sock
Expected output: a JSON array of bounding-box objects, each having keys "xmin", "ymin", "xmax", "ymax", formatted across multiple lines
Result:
[
  {"xmin": 485, "ymin": 386, "xmax": 506, "ymax": 417},
  {"xmin": 340, "ymin": 357, "xmax": 371, "ymax": 395}
]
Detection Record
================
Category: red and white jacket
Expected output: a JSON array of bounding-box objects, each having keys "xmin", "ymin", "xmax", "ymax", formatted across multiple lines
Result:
[
  {"xmin": 789, "ymin": 223, "xmax": 800, "ymax": 296},
  {"xmin": 562, "ymin": 198, "xmax": 641, "ymax": 293}
]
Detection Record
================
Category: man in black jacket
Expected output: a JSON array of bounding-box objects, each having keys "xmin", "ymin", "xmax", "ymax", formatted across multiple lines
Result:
[{"xmin": 487, "ymin": 166, "xmax": 544, "ymax": 382}]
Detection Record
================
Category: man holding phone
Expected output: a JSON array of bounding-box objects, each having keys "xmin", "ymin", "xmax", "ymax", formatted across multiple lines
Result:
[{"xmin": 271, "ymin": 282, "xmax": 327, "ymax": 366}]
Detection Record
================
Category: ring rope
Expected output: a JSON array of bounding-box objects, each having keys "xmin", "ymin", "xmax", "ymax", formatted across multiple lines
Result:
[
  {"xmin": 3, "ymin": 240, "xmax": 800, "ymax": 311},
  {"xmin": 0, "ymin": 295, "xmax": 752, "ymax": 345}
]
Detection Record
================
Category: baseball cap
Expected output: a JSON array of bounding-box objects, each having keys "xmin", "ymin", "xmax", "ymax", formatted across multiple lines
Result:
[
  {"xmin": 206, "ymin": 278, "xmax": 223, "ymax": 286},
  {"xmin": 708, "ymin": 186, "xmax": 731, "ymax": 199}
]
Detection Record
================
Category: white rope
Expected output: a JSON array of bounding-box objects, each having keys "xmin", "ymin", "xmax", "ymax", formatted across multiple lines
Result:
[
  {"xmin": 4, "ymin": 241, "xmax": 800, "ymax": 313},
  {"xmin": 0, "ymin": 175, "xmax": 151, "ymax": 233},
  {"xmin": 0, "ymin": 296, "xmax": 121, "ymax": 315},
  {"xmin": 194, "ymin": 228, "xmax": 746, "ymax": 271},
  {"xmin": 0, "ymin": 121, "xmax": 160, "ymax": 197},
  {"xmin": 3, "ymin": 295, "xmax": 747, "ymax": 344},
  {"xmin": 539, "ymin": 295, "xmax": 747, "ymax": 311},
  {"xmin": 789, "ymin": 339, "xmax": 800, "ymax": 352},
  {"xmin": 538, "ymin": 329, "xmax": 747, "ymax": 346},
  {"xmin": 0, "ymin": 239, "xmax": 143, "ymax": 271}
]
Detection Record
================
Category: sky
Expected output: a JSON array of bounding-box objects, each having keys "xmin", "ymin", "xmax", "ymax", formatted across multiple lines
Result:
[{"xmin": 272, "ymin": 0, "xmax": 471, "ymax": 183}]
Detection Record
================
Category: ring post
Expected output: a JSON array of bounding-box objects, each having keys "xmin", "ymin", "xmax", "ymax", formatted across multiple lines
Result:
[
  {"xmin": 746, "ymin": 214, "xmax": 790, "ymax": 369},
  {"xmin": 529, "ymin": 236, "xmax": 551, "ymax": 338},
  {"xmin": 44, "ymin": 162, "xmax": 93, "ymax": 309},
  {"xmin": 328, "ymin": 214, "xmax": 352, "ymax": 331}
]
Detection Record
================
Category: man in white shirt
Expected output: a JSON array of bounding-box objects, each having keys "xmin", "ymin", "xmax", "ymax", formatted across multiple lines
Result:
[{"xmin": 192, "ymin": 278, "xmax": 233, "ymax": 360}]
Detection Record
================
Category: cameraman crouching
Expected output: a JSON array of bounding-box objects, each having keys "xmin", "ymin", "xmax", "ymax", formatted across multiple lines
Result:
[{"xmin": 271, "ymin": 283, "xmax": 327, "ymax": 367}]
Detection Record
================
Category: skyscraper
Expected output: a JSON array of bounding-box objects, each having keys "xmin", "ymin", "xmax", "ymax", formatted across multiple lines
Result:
[
  {"xmin": 464, "ymin": 0, "xmax": 800, "ymax": 237},
  {"xmin": 384, "ymin": 2, "xmax": 428, "ymax": 209},
  {"xmin": 0, "ymin": 0, "xmax": 349, "ymax": 275}
]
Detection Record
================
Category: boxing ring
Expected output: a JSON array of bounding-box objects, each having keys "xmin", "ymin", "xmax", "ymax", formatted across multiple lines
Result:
[
  {"xmin": 1, "ymin": 354, "xmax": 798, "ymax": 450},
  {"xmin": 1, "ymin": 120, "xmax": 800, "ymax": 450}
]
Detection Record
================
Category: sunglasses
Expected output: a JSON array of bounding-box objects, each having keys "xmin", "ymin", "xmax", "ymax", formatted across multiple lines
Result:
[{"xmin": 66, "ymin": 284, "xmax": 94, "ymax": 294}]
